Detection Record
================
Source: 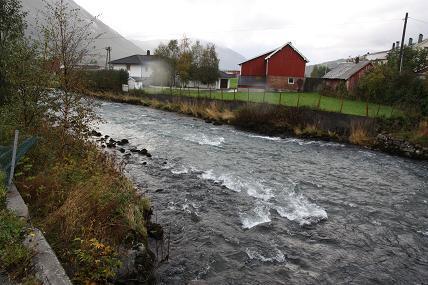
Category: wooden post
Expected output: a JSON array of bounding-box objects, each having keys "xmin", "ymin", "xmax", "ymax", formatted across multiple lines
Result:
[
  {"xmin": 263, "ymin": 89, "xmax": 266, "ymax": 103},
  {"xmin": 209, "ymin": 88, "xmax": 212, "ymax": 99},
  {"xmin": 197, "ymin": 86, "xmax": 200, "ymax": 97},
  {"xmin": 8, "ymin": 130, "xmax": 19, "ymax": 188},
  {"xmin": 221, "ymin": 89, "xmax": 224, "ymax": 100},
  {"xmin": 247, "ymin": 88, "xmax": 250, "ymax": 102},
  {"xmin": 279, "ymin": 92, "xmax": 282, "ymax": 105},
  {"xmin": 297, "ymin": 93, "xmax": 301, "ymax": 108},
  {"xmin": 317, "ymin": 94, "xmax": 321, "ymax": 109},
  {"xmin": 339, "ymin": 96, "xmax": 344, "ymax": 113},
  {"xmin": 376, "ymin": 104, "xmax": 381, "ymax": 117},
  {"xmin": 233, "ymin": 89, "xmax": 236, "ymax": 101}
]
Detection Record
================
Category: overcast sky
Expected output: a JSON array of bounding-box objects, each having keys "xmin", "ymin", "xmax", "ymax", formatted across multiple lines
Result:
[{"xmin": 73, "ymin": 0, "xmax": 428, "ymax": 64}]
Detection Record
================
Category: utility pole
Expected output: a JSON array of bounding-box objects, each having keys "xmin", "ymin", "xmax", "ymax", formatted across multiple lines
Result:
[
  {"xmin": 399, "ymin": 12, "xmax": 408, "ymax": 73},
  {"xmin": 105, "ymin": 46, "xmax": 111, "ymax": 69}
]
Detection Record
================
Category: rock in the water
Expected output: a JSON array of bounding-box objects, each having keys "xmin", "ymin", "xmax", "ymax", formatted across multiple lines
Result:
[
  {"xmin": 115, "ymin": 243, "xmax": 155, "ymax": 285},
  {"xmin": 119, "ymin": 148, "xmax": 126, "ymax": 153},
  {"xmin": 142, "ymin": 162, "xmax": 147, "ymax": 165},
  {"xmin": 146, "ymin": 153, "xmax": 152, "ymax": 158},
  {"xmin": 107, "ymin": 142, "xmax": 116, "ymax": 148},
  {"xmin": 91, "ymin": 130, "xmax": 102, "ymax": 137},
  {"xmin": 130, "ymin": 148, "xmax": 139, "ymax": 153},
  {"xmin": 155, "ymin": 189, "xmax": 164, "ymax": 193},
  {"xmin": 121, "ymin": 139, "xmax": 129, "ymax": 144},
  {"xmin": 147, "ymin": 222, "xmax": 163, "ymax": 240},
  {"xmin": 205, "ymin": 120, "xmax": 212, "ymax": 124},
  {"xmin": 213, "ymin": 121, "xmax": 223, "ymax": 126},
  {"xmin": 139, "ymin": 148, "xmax": 148, "ymax": 155}
]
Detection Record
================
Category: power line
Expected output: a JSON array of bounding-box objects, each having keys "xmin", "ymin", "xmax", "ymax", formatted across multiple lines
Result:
[{"xmin": 408, "ymin": 17, "xmax": 428, "ymax": 25}]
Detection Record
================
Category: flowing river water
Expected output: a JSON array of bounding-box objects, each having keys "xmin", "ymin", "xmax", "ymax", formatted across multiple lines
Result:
[{"xmin": 96, "ymin": 101, "xmax": 428, "ymax": 285}]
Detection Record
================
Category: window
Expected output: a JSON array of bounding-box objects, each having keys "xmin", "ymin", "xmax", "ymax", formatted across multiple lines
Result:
[
  {"xmin": 288, "ymin": 77, "xmax": 294, "ymax": 85},
  {"xmin": 126, "ymin": 64, "xmax": 131, "ymax": 71}
]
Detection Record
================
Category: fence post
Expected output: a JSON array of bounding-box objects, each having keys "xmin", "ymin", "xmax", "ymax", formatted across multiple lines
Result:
[
  {"xmin": 279, "ymin": 92, "xmax": 282, "ymax": 105},
  {"xmin": 233, "ymin": 89, "xmax": 236, "ymax": 101},
  {"xmin": 209, "ymin": 88, "xmax": 212, "ymax": 99},
  {"xmin": 8, "ymin": 130, "xmax": 19, "ymax": 188},
  {"xmin": 297, "ymin": 93, "xmax": 301, "ymax": 108},
  {"xmin": 263, "ymin": 89, "xmax": 266, "ymax": 103},
  {"xmin": 247, "ymin": 88, "xmax": 250, "ymax": 102},
  {"xmin": 317, "ymin": 94, "xmax": 321, "ymax": 109},
  {"xmin": 221, "ymin": 89, "xmax": 224, "ymax": 101},
  {"xmin": 340, "ymin": 96, "xmax": 344, "ymax": 113}
]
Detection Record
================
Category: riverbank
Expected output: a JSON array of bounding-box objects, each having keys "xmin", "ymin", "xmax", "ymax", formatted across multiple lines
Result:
[
  {"xmin": 89, "ymin": 91, "xmax": 428, "ymax": 160},
  {"xmin": 6, "ymin": 127, "xmax": 159, "ymax": 284}
]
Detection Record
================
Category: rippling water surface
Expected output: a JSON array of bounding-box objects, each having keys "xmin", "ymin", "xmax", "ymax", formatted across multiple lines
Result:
[{"xmin": 97, "ymin": 101, "xmax": 428, "ymax": 284}]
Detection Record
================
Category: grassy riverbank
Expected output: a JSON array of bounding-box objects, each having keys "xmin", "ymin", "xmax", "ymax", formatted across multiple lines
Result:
[
  {"xmin": 89, "ymin": 91, "xmax": 428, "ymax": 159},
  {"xmin": 0, "ymin": 172, "xmax": 39, "ymax": 285},
  {"xmin": 141, "ymin": 87, "xmax": 396, "ymax": 118},
  {"xmin": 0, "ymin": 126, "xmax": 155, "ymax": 284}
]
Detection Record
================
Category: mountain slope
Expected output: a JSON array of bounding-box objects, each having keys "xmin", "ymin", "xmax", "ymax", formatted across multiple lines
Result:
[
  {"xmin": 132, "ymin": 39, "xmax": 246, "ymax": 71},
  {"xmin": 21, "ymin": 0, "xmax": 144, "ymax": 64}
]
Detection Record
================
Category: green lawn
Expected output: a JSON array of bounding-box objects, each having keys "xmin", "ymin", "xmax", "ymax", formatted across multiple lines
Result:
[{"xmin": 141, "ymin": 87, "xmax": 397, "ymax": 118}]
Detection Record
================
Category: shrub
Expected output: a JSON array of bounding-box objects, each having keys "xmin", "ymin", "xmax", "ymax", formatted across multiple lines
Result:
[
  {"xmin": 0, "ymin": 206, "xmax": 31, "ymax": 277},
  {"xmin": 72, "ymin": 238, "xmax": 122, "ymax": 284},
  {"xmin": 349, "ymin": 121, "xmax": 373, "ymax": 146},
  {"xmin": 84, "ymin": 70, "xmax": 129, "ymax": 92}
]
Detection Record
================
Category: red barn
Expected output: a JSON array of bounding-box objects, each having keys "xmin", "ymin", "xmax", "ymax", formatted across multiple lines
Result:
[
  {"xmin": 322, "ymin": 61, "xmax": 373, "ymax": 91},
  {"xmin": 238, "ymin": 42, "xmax": 308, "ymax": 91}
]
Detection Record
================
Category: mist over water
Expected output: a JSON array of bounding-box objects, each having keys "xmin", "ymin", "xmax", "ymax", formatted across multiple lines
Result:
[{"xmin": 96, "ymin": 101, "xmax": 428, "ymax": 284}]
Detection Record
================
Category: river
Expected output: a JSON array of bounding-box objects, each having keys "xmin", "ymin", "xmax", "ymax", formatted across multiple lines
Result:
[{"xmin": 96, "ymin": 101, "xmax": 428, "ymax": 285}]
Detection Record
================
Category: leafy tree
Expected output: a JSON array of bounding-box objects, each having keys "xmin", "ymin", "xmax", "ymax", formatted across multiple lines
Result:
[
  {"xmin": 154, "ymin": 39, "xmax": 179, "ymax": 86},
  {"xmin": 37, "ymin": 0, "xmax": 101, "ymax": 151},
  {"xmin": 155, "ymin": 37, "xmax": 219, "ymax": 87},
  {"xmin": 310, "ymin": 65, "xmax": 330, "ymax": 78},
  {"xmin": 0, "ymin": 0, "xmax": 27, "ymax": 103},
  {"xmin": 199, "ymin": 43, "xmax": 219, "ymax": 85},
  {"xmin": 358, "ymin": 46, "xmax": 428, "ymax": 116}
]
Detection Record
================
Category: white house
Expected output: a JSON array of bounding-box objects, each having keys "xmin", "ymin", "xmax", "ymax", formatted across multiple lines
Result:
[{"xmin": 109, "ymin": 51, "xmax": 159, "ymax": 90}]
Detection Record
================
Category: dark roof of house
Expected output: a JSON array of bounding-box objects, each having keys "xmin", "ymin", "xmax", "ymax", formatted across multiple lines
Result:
[
  {"xmin": 323, "ymin": 61, "xmax": 372, "ymax": 80},
  {"xmin": 239, "ymin": 42, "xmax": 309, "ymax": 65},
  {"xmin": 219, "ymin": 71, "xmax": 237, "ymax": 79},
  {"xmin": 109, "ymin": 54, "xmax": 159, "ymax": 65}
]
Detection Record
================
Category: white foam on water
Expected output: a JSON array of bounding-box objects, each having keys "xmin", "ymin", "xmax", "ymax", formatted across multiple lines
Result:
[
  {"xmin": 199, "ymin": 170, "xmax": 243, "ymax": 193},
  {"xmin": 274, "ymin": 192, "xmax": 328, "ymax": 225},
  {"xmin": 171, "ymin": 166, "xmax": 189, "ymax": 175},
  {"xmin": 284, "ymin": 138, "xmax": 344, "ymax": 148},
  {"xmin": 248, "ymin": 135, "xmax": 282, "ymax": 141},
  {"xmin": 240, "ymin": 204, "xmax": 271, "ymax": 229},
  {"xmin": 417, "ymin": 230, "xmax": 428, "ymax": 236},
  {"xmin": 245, "ymin": 247, "xmax": 285, "ymax": 263},
  {"xmin": 184, "ymin": 133, "xmax": 225, "ymax": 146},
  {"xmin": 246, "ymin": 182, "xmax": 274, "ymax": 201}
]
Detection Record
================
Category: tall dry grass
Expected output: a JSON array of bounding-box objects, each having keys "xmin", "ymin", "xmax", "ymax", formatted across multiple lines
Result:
[{"xmin": 349, "ymin": 121, "xmax": 373, "ymax": 146}]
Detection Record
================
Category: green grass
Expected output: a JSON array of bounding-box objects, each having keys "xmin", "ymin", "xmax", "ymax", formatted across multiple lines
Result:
[{"xmin": 141, "ymin": 87, "xmax": 397, "ymax": 118}]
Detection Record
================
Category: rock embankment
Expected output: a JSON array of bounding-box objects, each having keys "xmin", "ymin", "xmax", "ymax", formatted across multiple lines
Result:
[{"xmin": 374, "ymin": 134, "xmax": 428, "ymax": 160}]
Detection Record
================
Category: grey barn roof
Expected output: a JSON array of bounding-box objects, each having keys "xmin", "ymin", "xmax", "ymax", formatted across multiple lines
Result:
[
  {"xmin": 323, "ymin": 61, "xmax": 371, "ymax": 80},
  {"xmin": 109, "ymin": 54, "xmax": 158, "ymax": 65}
]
